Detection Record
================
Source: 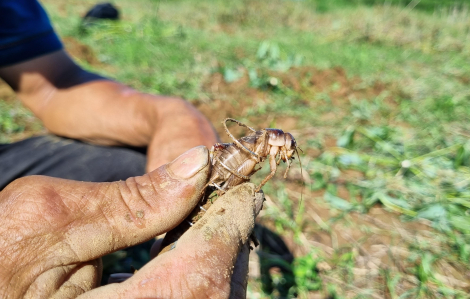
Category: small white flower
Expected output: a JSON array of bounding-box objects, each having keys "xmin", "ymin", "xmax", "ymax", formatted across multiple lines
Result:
[{"xmin": 401, "ymin": 160, "xmax": 411, "ymax": 168}]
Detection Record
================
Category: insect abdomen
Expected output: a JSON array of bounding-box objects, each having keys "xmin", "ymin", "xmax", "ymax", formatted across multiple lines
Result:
[
  {"xmin": 215, "ymin": 145, "xmax": 253, "ymax": 176},
  {"xmin": 225, "ymin": 159, "xmax": 257, "ymax": 188}
]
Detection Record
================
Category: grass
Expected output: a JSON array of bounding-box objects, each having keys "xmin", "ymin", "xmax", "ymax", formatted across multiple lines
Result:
[{"xmin": 2, "ymin": 0, "xmax": 470, "ymax": 297}]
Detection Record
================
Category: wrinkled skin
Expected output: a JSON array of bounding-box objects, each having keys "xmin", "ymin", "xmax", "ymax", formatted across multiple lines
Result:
[{"xmin": 0, "ymin": 146, "xmax": 261, "ymax": 298}]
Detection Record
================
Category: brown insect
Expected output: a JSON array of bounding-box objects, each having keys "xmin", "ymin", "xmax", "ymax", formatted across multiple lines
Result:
[
  {"xmin": 206, "ymin": 118, "xmax": 300, "ymax": 194},
  {"xmin": 157, "ymin": 118, "xmax": 300, "ymax": 255}
]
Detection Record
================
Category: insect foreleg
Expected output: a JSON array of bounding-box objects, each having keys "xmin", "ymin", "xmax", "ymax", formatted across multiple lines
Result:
[
  {"xmin": 255, "ymin": 146, "xmax": 279, "ymax": 192},
  {"xmin": 283, "ymin": 159, "xmax": 291, "ymax": 178}
]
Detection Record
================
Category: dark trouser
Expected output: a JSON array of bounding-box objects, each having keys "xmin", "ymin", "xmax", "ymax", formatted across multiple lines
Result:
[
  {"xmin": 0, "ymin": 135, "xmax": 147, "ymax": 189},
  {"xmin": 0, "ymin": 135, "xmax": 149, "ymax": 284}
]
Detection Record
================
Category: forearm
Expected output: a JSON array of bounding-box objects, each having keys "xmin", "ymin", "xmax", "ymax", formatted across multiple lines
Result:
[
  {"xmin": 35, "ymin": 81, "xmax": 216, "ymax": 169},
  {"xmin": 31, "ymin": 79, "xmax": 158, "ymax": 147},
  {"xmin": 0, "ymin": 50, "xmax": 218, "ymax": 170}
]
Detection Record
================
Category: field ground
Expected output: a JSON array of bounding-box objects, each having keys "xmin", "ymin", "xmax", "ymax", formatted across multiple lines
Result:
[{"xmin": 2, "ymin": 0, "xmax": 470, "ymax": 297}]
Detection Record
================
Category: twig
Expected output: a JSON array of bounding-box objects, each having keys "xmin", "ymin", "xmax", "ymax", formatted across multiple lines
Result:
[{"xmin": 299, "ymin": 233, "xmax": 334, "ymax": 255}]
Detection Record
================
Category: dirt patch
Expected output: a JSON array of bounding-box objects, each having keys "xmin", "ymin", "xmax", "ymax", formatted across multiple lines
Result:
[
  {"xmin": 62, "ymin": 37, "xmax": 102, "ymax": 67},
  {"xmin": 196, "ymin": 65, "xmax": 392, "ymax": 137},
  {"xmin": 0, "ymin": 79, "xmax": 16, "ymax": 102}
]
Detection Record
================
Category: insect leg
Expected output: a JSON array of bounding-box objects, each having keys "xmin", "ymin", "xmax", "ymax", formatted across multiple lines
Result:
[
  {"xmin": 252, "ymin": 165, "xmax": 262, "ymax": 174},
  {"xmin": 201, "ymin": 172, "xmax": 222, "ymax": 195},
  {"xmin": 225, "ymin": 118, "xmax": 257, "ymax": 132},
  {"xmin": 211, "ymin": 182, "xmax": 226, "ymax": 193},
  {"xmin": 223, "ymin": 118, "xmax": 260, "ymax": 161},
  {"xmin": 215, "ymin": 155, "xmax": 250, "ymax": 180},
  {"xmin": 283, "ymin": 158, "xmax": 291, "ymax": 178},
  {"xmin": 255, "ymin": 152, "xmax": 277, "ymax": 192}
]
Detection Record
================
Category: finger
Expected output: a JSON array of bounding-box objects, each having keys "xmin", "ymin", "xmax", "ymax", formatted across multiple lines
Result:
[
  {"xmin": 24, "ymin": 259, "xmax": 101, "ymax": 298},
  {"xmin": 229, "ymin": 190, "xmax": 265, "ymax": 298},
  {"xmin": 0, "ymin": 146, "xmax": 210, "ymax": 271},
  {"xmin": 229, "ymin": 242, "xmax": 251, "ymax": 298},
  {"xmin": 79, "ymin": 183, "xmax": 263, "ymax": 298}
]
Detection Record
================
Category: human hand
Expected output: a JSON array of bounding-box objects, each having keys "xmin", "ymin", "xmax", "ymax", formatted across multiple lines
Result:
[
  {"xmin": 0, "ymin": 50, "xmax": 219, "ymax": 173},
  {"xmin": 0, "ymin": 146, "xmax": 260, "ymax": 298},
  {"xmin": 144, "ymin": 95, "xmax": 218, "ymax": 171}
]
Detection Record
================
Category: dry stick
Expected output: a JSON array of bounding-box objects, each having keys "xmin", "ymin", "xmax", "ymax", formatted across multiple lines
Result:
[
  {"xmin": 342, "ymin": 232, "xmax": 372, "ymax": 258},
  {"xmin": 434, "ymin": 260, "xmax": 470, "ymax": 289},
  {"xmin": 330, "ymin": 230, "xmax": 339, "ymax": 251},
  {"xmin": 361, "ymin": 214, "xmax": 394, "ymax": 230},
  {"xmin": 391, "ymin": 219, "xmax": 442, "ymax": 252},
  {"xmin": 362, "ymin": 214, "xmax": 443, "ymax": 254},
  {"xmin": 342, "ymin": 233, "xmax": 385, "ymax": 292},
  {"xmin": 298, "ymin": 233, "xmax": 334, "ymax": 256}
]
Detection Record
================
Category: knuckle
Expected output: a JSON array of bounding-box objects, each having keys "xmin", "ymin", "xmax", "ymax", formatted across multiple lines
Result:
[{"xmin": 1, "ymin": 176, "xmax": 48, "ymax": 205}]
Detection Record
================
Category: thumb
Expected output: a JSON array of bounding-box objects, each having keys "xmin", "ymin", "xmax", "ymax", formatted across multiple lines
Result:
[
  {"xmin": 1, "ymin": 146, "xmax": 210, "ymax": 269},
  {"xmin": 63, "ymin": 145, "xmax": 211, "ymax": 261}
]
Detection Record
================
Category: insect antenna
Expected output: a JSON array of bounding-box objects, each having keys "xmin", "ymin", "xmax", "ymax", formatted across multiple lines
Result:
[
  {"xmin": 295, "ymin": 147, "xmax": 305, "ymax": 222},
  {"xmin": 295, "ymin": 148, "xmax": 303, "ymax": 180}
]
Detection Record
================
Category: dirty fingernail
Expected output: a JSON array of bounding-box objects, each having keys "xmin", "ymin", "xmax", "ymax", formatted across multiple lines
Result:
[{"xmin": 168, "ymin": 146, "xmax": 209, "ymax": 179}]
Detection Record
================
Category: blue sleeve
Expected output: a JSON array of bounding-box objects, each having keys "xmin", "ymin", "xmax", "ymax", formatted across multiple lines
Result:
[{"xmin": 0, "ymin": 0, "xmax": 63, "ymax": 67}]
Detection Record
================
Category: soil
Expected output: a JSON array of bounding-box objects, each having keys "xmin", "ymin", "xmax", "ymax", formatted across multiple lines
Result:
[
  {"xmin": 195, "ymin": 65, "xmax": 392, "ymax": 131},
  {"xmin": 195, "ymin": 65, "xmax": 468, "ymax": 297},
  {"xmin": 62, "ymin": 37, "xmax": 103, "ymax": 67}
]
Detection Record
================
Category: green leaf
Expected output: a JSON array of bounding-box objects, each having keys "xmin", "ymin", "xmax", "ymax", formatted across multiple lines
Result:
[
  {"xmin": 337, "ymin": 127, "xmax": 355, "ymax": 148},
  {"xmin": 256, "ymin": 41, "xmax": 270, "ymax": 59},
  {"xmin": 449, "ymin": 215, "xmax": 470, "ymax": 233},
  {"xmin": 417, "ymin": 204, "xmax": 447, "ymax": 221},
  {"xmin": 324, "ymin": 192, "xmax": 353, "ymax": 211},
  {"xmin": 416, "ymin": 252, "xmax": 435, "ymax": 283},
  {"xmin": 375, "ymin": 193, "xmax": 416, "ymax": 216},
  {"xmin": 416, "ymin": 204, "xmax": 451, "ymax": 231},
  {"xmin": 338, "ymin": 153, "xmax": 363, "ymax": 166},
  {"xmin": 223, "ymin": 68, "xmax": 242, "ymax": 83}
]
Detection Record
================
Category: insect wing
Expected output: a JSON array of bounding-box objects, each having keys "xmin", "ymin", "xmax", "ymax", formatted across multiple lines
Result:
[{"xmin": 239, "ymin": 130, "xmax": 262, "ymax": 145}]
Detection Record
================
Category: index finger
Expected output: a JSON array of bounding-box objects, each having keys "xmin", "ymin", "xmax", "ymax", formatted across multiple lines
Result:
[{"xmin": 81, "ymin": 183, "xmax": 264, "ymax": 298}]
